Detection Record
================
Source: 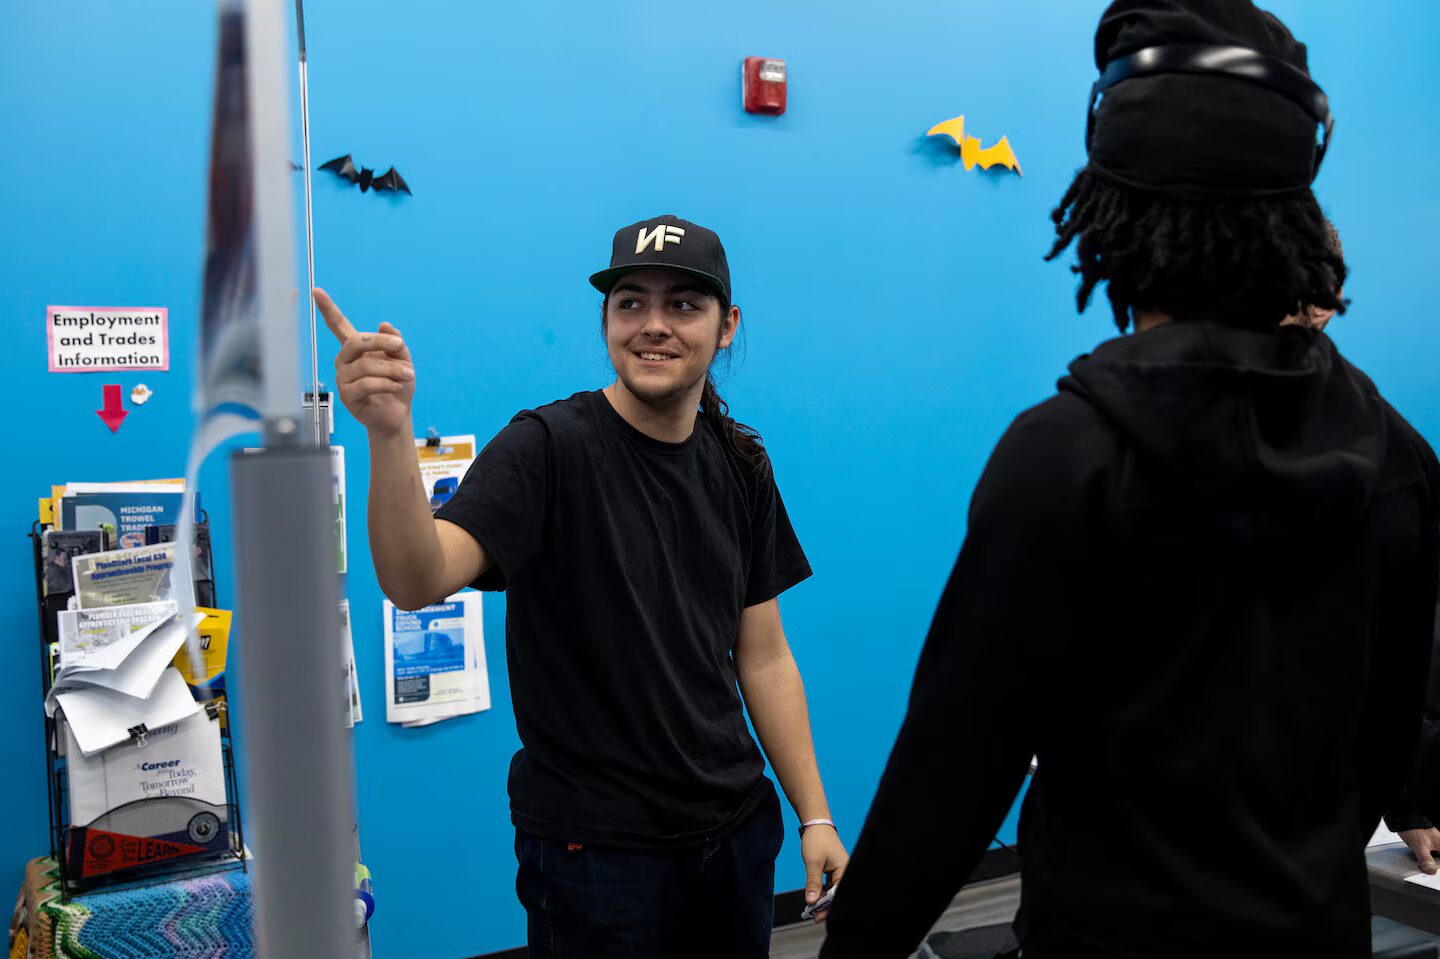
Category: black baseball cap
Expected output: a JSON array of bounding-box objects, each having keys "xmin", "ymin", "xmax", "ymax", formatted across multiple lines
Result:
[{"xmin": 588, "ymin": 214, "xmax": 731, "ymax": 305}]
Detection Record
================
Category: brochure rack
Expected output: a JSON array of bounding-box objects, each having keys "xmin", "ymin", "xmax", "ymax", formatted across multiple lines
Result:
[{"xmin": 29, "ymin": 517, "xmax": 247, "ymax": 898}]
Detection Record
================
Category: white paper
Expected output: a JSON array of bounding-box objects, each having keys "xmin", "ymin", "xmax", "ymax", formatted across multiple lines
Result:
[
  {"xmin": 58, "ymin": 601, "xmax": 178, "ymax": 671},
  {"xmin": 384, "ymin": 591, "xmax": 489, "ymax": 726},
  {"xmin": 1370, "ymin": 822, "xmax": 1404, "ymax": 847},
  {"xmin": 1405, "ymin": 871, "xmax": 1440, "ymax": 891},
  {"xmin": 66, "ymin": 708, "xmax": 225, "ymax": 828},
  {"xmin": 331, "ymin": 446, "xmax": 348, "ymax": 575},
  {"xmin": 340, "ymin": 599, "xmax": 362, "ymax": 727},
  {"xmin": 61, "ymin": 614, "xmax": 202, "ymax": 700},
  {"xmin": 55, "ymin": 668, "xmax": 201, "ymax": 756},
  {"xmin": 47, "ymin": 308, "xmax": 169, "ymax": 373},
  {"xmin": 63, "ymin": 482, "xmax": 185, "ymax": 495},
  {"xmin": 52, "ymin": 610, "xmax": 203, "ymax": 707}
]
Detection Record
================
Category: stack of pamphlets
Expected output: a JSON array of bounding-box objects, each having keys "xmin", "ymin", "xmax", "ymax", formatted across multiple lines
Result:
[
  {"xmin": 63, "ymin": 707, "xmax": 231, "ymax": 878},
  {"xmin": 52, "ymin": 479, "xmax": 189, "ymax": 550},
  {"xmin": 383, "ymin": 591, "xmax": 489, "ymax": 727},
  {"xmin": 37, "ymin": 478, "xmax": 236, "ymax": 879},
  {"xmin": 38, "ymin": 481, "xmax": 198, "ymax": 749},
  {"xmin": 44, "ymin": 542, "xmax": 204, "ymax": 755}
]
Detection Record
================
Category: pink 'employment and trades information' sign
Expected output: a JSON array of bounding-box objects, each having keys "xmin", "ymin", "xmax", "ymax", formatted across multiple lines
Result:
[{"xmin": 48, "ymin": 306, "xmax": 170, "ymax": 373}]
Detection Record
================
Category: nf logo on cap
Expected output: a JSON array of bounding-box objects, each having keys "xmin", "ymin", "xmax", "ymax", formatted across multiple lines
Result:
[
  {"xmin": 636, "ymin": 224, "xmax": 685, "ymax": 254},
  {"xmin": 590, "ymin": 215, "xmax": 732, "ymax": 305}
]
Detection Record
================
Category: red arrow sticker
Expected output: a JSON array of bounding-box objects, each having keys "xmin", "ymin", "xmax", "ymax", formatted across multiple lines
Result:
[{"xmin": 96, "ymin": 384, "xmax": 128, "ymax": 433}]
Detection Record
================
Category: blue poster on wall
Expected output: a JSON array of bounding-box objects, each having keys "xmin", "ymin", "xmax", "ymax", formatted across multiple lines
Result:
[{"xmin": 381, "ymin": 592, "xmax": 489, "ymax": 727}]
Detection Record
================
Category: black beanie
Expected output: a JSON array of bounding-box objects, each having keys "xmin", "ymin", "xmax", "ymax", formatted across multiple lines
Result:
[{"xmin": 1087, "ymin": 0, "xmax": 1325, "ymax": 197}]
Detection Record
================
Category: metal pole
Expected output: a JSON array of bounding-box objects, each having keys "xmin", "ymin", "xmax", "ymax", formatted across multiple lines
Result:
[
  {"xmin": 231, "ymin": 442, "xmax": 353, "ymax": 959},
  {"xmin": 227, "ymin": 2, "xmax": 351, "ymax": 955},
  {"xmin": 296, "ymin": 0, "xmax": 323, "ymax": 446}
]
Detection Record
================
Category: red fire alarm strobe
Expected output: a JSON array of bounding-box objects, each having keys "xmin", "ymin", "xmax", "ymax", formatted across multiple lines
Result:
[{"xmin": 743, "ymin": 57, "xmax": 787, "ymax": 116}]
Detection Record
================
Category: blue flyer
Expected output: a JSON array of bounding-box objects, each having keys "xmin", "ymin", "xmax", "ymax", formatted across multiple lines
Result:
[{"xmin": 383, "ymin": 591, "xmax": 488, "ymax": 726}]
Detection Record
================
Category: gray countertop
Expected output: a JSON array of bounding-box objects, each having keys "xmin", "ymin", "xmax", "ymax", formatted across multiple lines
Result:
[{"xmin": 1370, "ymin": 842, "xmax": 1440, "ymax": 935}]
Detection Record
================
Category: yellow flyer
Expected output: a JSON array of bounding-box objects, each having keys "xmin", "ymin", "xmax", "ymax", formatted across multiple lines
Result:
[{"xmin": 174, "ymin": 607, "xmax": 232, "ymax": 717}]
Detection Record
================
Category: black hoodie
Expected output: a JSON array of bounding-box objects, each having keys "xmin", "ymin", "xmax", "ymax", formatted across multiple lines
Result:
[{"xmin": 822, "ymin": 322, "xmax": 1440, "ymax": 959}]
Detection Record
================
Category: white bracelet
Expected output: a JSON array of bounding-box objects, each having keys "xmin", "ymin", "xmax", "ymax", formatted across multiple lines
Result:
[{"xmin": 800, "ymin": 818, "xmax": 836, "ymax": 835}]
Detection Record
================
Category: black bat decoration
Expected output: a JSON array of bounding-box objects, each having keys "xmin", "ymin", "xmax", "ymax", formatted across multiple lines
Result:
[{"xmin": 318, "ymin": 154, "xmax": 412, "ymax": 195}]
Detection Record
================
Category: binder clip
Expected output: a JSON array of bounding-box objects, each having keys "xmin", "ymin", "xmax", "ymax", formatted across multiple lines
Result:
[
  {"xmin": 424, "ymin": 428, "xmax": 452, "ymax": 456},
  {"xmin": 128, "ymin": 723, "xmax": 150, "ymax": 747}
]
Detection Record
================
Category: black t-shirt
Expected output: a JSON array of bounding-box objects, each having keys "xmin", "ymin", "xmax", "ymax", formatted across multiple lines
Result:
[{"xmin": 435, "ymin": 389, "xmax": 811, "ymax": 847}]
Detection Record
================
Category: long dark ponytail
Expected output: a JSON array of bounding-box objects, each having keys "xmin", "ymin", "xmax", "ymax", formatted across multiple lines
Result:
[{"xmin": 699, "ymin": 370, "xmax": 767, "ymax": 473}]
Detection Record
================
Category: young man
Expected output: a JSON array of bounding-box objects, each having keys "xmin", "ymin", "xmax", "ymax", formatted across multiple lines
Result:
[
  {"xmin": 318, "ymin": 214, "xmax": 847, "ymax": 957},
  {"xmin": 822, "ymin": 2, "xmax": 1440, "ymax": 957}
]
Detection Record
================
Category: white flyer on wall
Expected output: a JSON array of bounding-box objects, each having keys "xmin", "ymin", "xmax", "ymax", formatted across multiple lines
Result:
[
  {"xmin": 340, "ymin": 599, "xmax": 362, "ymax": 727},
  {"xmin": 383, "ymin": 591, "xmax": 488, "ymax": 726},
  {"xmin": 331, "ymin": 445, "xmax": 347, "ymax": 574}
]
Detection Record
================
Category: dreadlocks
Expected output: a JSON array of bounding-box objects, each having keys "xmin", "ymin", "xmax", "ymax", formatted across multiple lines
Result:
[{"xmin": 1045, "ymin": 168, "xmax": 1348, "ymax": 332}]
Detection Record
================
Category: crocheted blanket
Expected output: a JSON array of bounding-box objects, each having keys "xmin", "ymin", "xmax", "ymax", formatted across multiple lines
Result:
[{"xmin": 8, "ymin": 857, "xmax": 254, "ymax": 959}]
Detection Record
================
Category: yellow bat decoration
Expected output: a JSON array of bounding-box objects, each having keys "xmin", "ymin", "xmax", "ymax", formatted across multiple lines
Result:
[{"xmin": 926, "ymin": 115, "xmax": 1023, "ymax": 176}]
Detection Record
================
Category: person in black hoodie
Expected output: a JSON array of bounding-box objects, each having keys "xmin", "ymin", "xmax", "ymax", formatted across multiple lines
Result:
[
  {"xmin": 1385, "ymin": 642, "xmax": 1440, "ymax": 874},
  {"xmin": 1282, "ymin": 222, "xmax": 1440, "ymax": 875},
  {"xmin": 820, "ymin": 2, "xmax": 1440, "ymax": 957}
]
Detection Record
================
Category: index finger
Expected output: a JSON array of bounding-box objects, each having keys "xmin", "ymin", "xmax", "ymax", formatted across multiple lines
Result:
[{"xmin": 314, "ymin": 288, "xmax": 357, "ymax": 343}]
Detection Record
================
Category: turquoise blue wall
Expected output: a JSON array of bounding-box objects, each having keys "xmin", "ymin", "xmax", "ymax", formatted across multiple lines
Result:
[{"xmin": 3, "ymin": 2, "xmax": 1437, "ymax": 956}]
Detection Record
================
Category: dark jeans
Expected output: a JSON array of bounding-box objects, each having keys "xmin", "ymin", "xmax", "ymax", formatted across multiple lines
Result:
[{"xmin": 515, "ymin": 785, "xmax": 784, "ymax": 959}]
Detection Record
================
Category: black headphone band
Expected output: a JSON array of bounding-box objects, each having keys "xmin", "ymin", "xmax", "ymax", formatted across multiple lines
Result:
[{"xmin": 1086, "ymin": 43, "xmax": 1335, "ymax": 176}]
